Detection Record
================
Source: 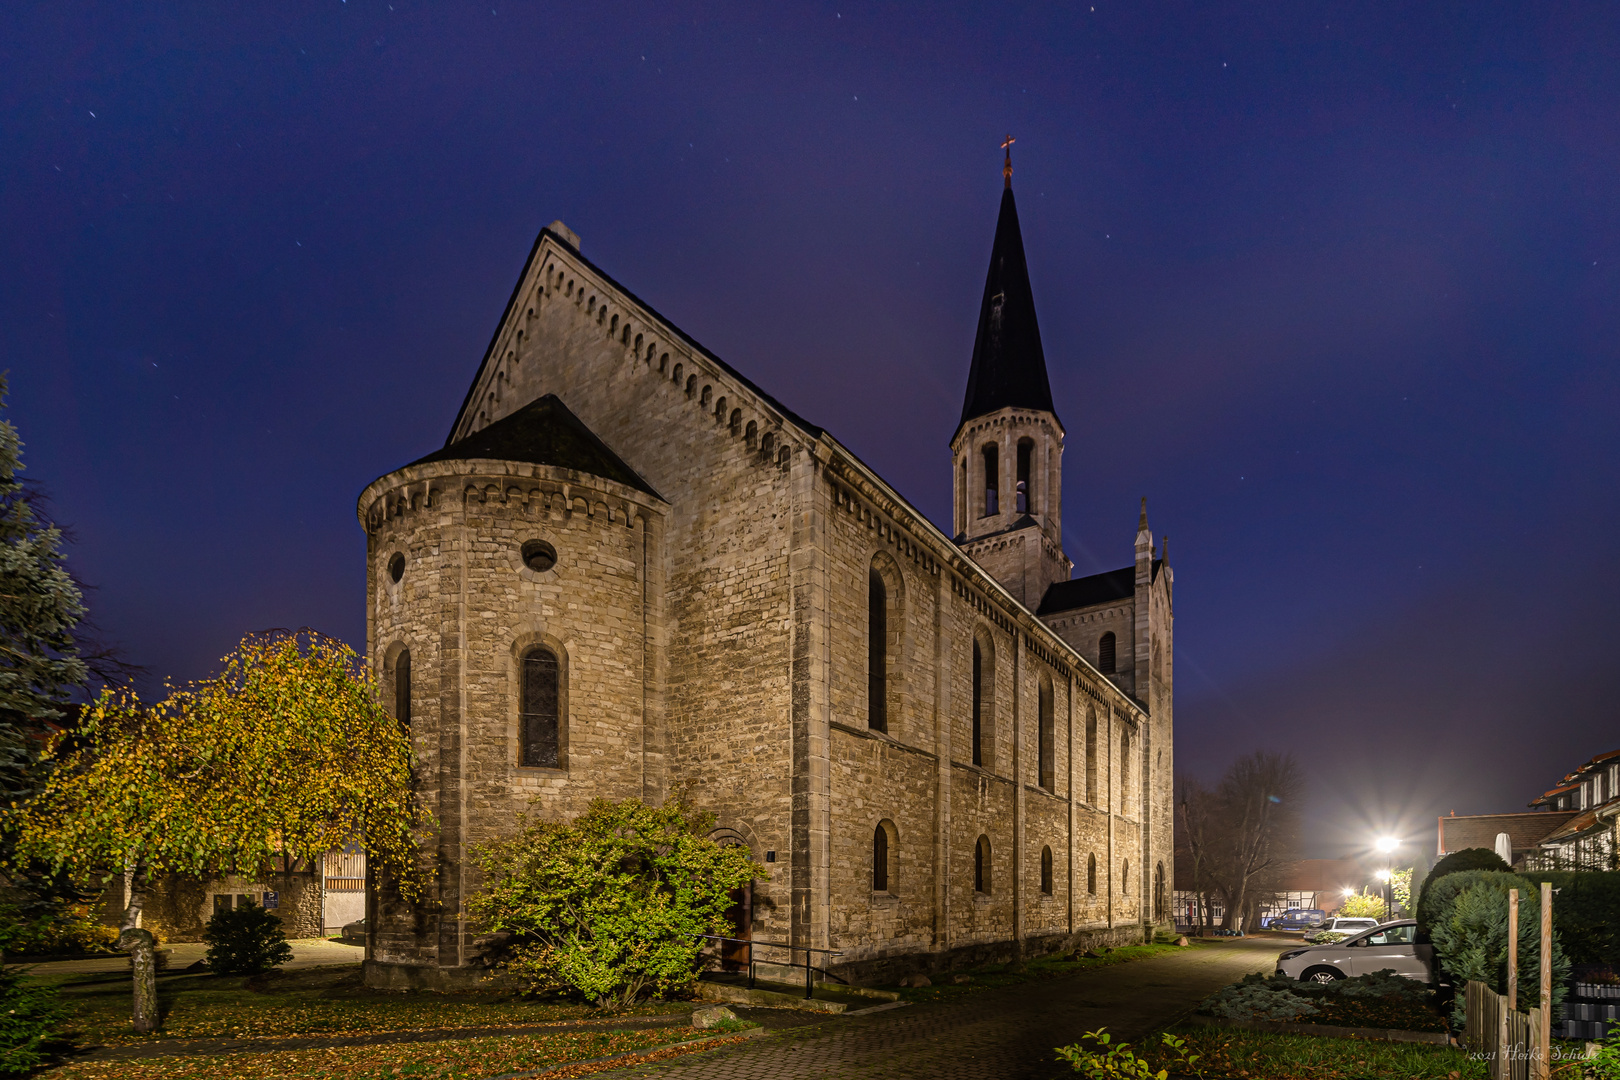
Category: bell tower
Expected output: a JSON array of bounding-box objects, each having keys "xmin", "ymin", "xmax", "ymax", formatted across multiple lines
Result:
[{"xmin": 950, "ymin": 142, "xmax": 1071, "ymax": 609}]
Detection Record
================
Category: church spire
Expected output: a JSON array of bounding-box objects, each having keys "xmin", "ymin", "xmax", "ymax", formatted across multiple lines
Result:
[{"xmin": 958, "ymin": 154, "xmax": 1057, "ymax": 431}]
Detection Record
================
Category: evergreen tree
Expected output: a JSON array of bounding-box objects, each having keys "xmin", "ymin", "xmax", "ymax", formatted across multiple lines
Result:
[
  {"xmin": 0, "ymin": 374, "xmax": 88, "ymax": 799},
  {"xmin": 0, "ymin": 375, "xmax": 91, "ymax": 956}
]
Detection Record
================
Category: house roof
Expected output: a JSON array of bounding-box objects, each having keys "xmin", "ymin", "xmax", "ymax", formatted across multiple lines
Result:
[
  {"xmin": 1036, "ymin": 560, "xmax": 1164, "ymax": 616},
  {"xmin": 1539, "ymin": 808, "xmax": 1607, "ymax": 845},
  {"xmin": 957, "ymin": 186, "xmax": 1058, "ymax": 434},
  {"xmin": 1530, "ymin": 781, "xmax": 1583, "ymax": 807},
  {"xmin": 410, "ymin": 393, "xmax": 662, "ymax": 499},
  {"xmin": 1437, "ymin": 811, "xmax": 1578, "ymax": 854}
]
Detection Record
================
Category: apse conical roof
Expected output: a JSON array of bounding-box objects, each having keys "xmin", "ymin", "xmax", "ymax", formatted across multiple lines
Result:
[{"xmin": 958, "ymin": 186, "xmax": 1057, "ymax": 430}]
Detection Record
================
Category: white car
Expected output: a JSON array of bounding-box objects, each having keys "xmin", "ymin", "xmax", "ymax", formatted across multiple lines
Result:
[
  {"xmin": 1303, "ymin": 916, "xmax": 1381, "ymax": 942},
  {"xmin": 1275, "ymin": 919, "xmax": 1433, "ymax": 983}
]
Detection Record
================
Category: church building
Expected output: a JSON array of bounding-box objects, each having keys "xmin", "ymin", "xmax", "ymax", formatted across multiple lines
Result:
[{"xmin": 358, "ymin": 160, "xmax": 1175, "ymax": 986}]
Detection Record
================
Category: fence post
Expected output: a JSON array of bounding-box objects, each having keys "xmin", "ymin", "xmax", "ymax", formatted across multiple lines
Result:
[
  {"xmin": 1507, "ymin": 888, "xmax": 1518, "ymax": 1011},
  {"xmin": 1536, "ymin": 882, "xmax": 1551, "ymax": 1080}
]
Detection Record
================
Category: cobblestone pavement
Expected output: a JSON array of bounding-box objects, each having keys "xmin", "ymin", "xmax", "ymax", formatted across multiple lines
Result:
[{"xmin": 598, "ymin": 939, "xmax": 1283, "ymax": 1080}]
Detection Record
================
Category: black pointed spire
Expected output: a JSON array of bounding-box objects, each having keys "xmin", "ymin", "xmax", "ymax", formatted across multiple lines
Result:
[{"xmin": 959, "ymin": 181, "xmax": 1056, "ymax": 429}]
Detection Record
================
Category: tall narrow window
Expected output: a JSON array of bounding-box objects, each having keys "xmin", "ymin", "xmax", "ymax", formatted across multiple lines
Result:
[
  {"xmin": 1121, "ymin": 731, "xmax": 1132, "ymax": 809},
  {"xmin": 1085, "ymin": 711, "xmax": 1098, "ymax": 804},
  {"xmin": 1038, "ymin": 678, "xmax": 1054, "ymax": 790},
  {"xmin": 1154, "ymin": 862, "xmax": 1166, "ymax": 922},
  {"xmin": 1016, "ymin": 438, "xmax": 1034, "ymax": 514},
  {"xmin": 974, "ymin": 835, "xmax": 992, "ymax": 894},
  {"xmin": 1087, "ymin": 853, "xmax": 1097, "ymax": 895},
  {"xmin": 1123, "ymin": 860, "xmax": 1130, "ymax": 894},
  {"xmin": 971, "ymin": 641, "xmax": 983, "ymax": 767},
  {"xmin": 959, "ymin": 459, "xmax": 967, "ymax": 528},
  {"xmin": 1098, "ymin": 632, "xmax": 1116, "ymax": 674},
  {"xmin": 873, "ymin": 824, "xmax": 890, "ymax": 893},
  {"xmin": 982, "ymin": 444, "xmax": 999, "ymax": 516},
  {"xmin": 519, "ymin": 646, "xmax": 560, "ymax": 767},
  {"xmin": 868, "ymin": 569, "xmax": 887, "ymax": 732},
  {"xmin": 394, "ymin": 649, "xmax": 411, "ymax": 727},
  {"xmin": 1040, "ymin": 846, "xmax": 1054, "ymax": 895}
]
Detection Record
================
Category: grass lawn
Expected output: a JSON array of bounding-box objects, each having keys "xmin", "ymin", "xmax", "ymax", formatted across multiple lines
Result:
[
  {"xmin": 42, "ymin": 964, "xmax": 692, "ymax": 1047},
  {"xmin": 1138, "ymin": 1024, "xmax": 1488, "ymax": 1079},
  {"xmin": 883, "ymin": 942, "xmax": 1213, "ymax": 1003},
  {"xmin": 46, "ymin": 1024, "xmax": 756, "ymax": 1079}
]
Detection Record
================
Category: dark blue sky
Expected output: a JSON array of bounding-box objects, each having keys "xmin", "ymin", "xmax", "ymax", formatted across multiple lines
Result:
[{"xmin": 6, "ymin": 3, "xmax": 1618, "ymax": 859}]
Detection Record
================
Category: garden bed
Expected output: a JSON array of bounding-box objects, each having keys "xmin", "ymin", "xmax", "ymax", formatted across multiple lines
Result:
[
  {"xmin": 1197, "ymin": 970, "xmax": 1449, "ymax": 1034},
  {"xmin": 1139, "ymin": 1023, "xmax": 1487, "ymax": 1079}
]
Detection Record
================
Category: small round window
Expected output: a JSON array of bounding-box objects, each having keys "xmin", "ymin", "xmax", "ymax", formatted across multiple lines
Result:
[
  {"xmin": 387, "ymin": 552, "xmax": 405, "ymax": 583},
  {"xmin": 521, "ymin": 539, "xmax": 557, "ymax": 573}
]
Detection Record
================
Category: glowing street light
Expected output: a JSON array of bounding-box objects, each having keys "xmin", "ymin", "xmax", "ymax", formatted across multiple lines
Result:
[{"xmin": 1376, "ymin": 836, "xmax": 1399, "ymax": 854}]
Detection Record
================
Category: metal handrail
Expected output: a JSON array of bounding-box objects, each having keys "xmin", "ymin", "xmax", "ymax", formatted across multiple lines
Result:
[{"xmin": 697, "ymin": 933, "xmax": 842, "ymax": 999}]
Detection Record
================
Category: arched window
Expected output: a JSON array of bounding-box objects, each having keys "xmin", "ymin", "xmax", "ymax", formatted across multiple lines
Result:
[
  {"xmin": 1154, "ymin": 862, "xmax": 1166, "ymax": 922},
  {"xmin": 1038, "ymin": 677, "xmax": 1054, "ymax": 790},
  {"xmin": 1121, "ymin": 730, "xmax": 1132, "ymax": 809},
  {"xmin": 872, "ymin": 822, "xmax": 891, "ymax": 893},
  {"xmin": 393, "ymin": 649, "xmax": 411, "ymax": 727},
  {"xmin": 519, "ymin": 646, "xmax": 561, "ymax": 768},
  {"xmin": 1016, "ymin": 438, "xmax": 1034, "ymax": 514},
  {"xmin": 958, "ymin": 458, "xmax": 967, "ymax": 528},
  {"xmin": 971, "ymin": 640, "xmax": 984, "ymax": 767},
  {"xmin": 1087, "ymin": 853, "xmax": 1097, "ymax": 895},
  {"xmin": 1040, "ymin": 846, "xmax": 1053, "ymax": 895},
  {"xmin": 974, "ymin": 835, "xmax": 992, "ymax": 894},
  {"xmin": 868, "ymin": 567, "xmax": 887, "ymax": 732},
  {"xmin": 1122, "ymin": 859, "xmax": 1130, "ymax": 894},
  {"xmin": 982, "ymin": 444, "xmax": 999, "ymax": 516},
  {"xmin": 1098, "ymin": 632, "xmax": 1116, "ymax": 674},
  {"xmin": 1085, "ymin": 710, "xmax": 1098, "ymax": 804}
]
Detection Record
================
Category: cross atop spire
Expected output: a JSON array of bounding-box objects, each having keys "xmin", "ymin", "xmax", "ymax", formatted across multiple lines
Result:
[{"xmin": 1001, "ymin": 133, "xmax": 1016, "ymax": 190}]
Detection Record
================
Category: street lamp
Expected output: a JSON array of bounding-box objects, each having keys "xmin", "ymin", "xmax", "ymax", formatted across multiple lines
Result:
[
  {"xmin": 1376, "ymin": 869, "xmax": 1393, "ymax": 921},
  {"xmin": 1376, "ymin": 836, "xmax": 1398, "ymax": 854}
]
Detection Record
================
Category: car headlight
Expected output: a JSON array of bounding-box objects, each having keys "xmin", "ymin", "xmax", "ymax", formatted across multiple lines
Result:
[{"xmin": 1278, "ymin": 950, "xmax": 1307, "ymax": 962}]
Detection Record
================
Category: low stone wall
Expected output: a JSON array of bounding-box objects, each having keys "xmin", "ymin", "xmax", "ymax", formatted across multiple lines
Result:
[{"xmin": 826, "ymin": 923, "xmax": 1150, "ymax": 986}]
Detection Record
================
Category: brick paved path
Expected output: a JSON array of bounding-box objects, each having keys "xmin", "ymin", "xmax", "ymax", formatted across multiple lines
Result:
[{"xmin": 598, "ymin": 939, "xmax": 1282, "ymax": 1080}]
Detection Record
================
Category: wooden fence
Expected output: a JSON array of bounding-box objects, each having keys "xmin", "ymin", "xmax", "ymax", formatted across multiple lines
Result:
[
  {"xmin": 1465, "ymin": 980, "xmax": 1541, "ymax": 1080},
  {"xmin": 322, "ymin": 850, "xmax": 366, "ymax": 893}
]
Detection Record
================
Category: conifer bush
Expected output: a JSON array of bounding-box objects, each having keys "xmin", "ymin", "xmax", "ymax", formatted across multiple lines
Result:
[
  {"xmin": 202, "ymin": 900, "xmax": 294, "ymax": 976},
  {"xmin": 0, "ymin": 969, "xmax": 65, "ymax": 1075},
  {"xmin": 471, "ymin": 798, "xmax": 759, "ymax": 1007}
]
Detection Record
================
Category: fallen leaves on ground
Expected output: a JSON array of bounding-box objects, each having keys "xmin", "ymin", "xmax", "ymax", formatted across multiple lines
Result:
[{"xmin": 50, "ymin": 1025, "xmax": 737, "ymax": 1079}]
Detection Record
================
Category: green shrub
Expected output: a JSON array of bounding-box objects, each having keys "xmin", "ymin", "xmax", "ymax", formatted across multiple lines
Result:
[
  {"xmin": 202, "ymin": 900, "xmax": 293, "ymax": 975},
  {"xmin": 1417, "ymin": 848, "xmax": 1509, "ymax": 907},
  {"xmin": 1203, "ymin": 979, "xmax": 1318, "ymax": 1020},
  {"xmin": 0, "ymin": 969, "xmax": 66, "ymax": 1076},
  {"xmin": 1534, "ymin": 871, "xmax": 1620, "ymax": 967},
  {"xmin": 470, "ymin": 798, "xmax": 759, "ymax": 1007},
  {"xmin": 1426, "ymin": 876, "xmax": 1567, "ymax": 1026},
  {"xmin": 1055, "ymin": 1028, "xmax": 1202, "ymax": 1078},
  {"xmin": 1336, "ymin": 893, "xmax": 1387, "ymax": 919}
]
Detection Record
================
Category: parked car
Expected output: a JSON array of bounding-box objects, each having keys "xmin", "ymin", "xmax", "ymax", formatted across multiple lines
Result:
[
  {"xmin": 1304, "ymin": 917, "xmax": 1381, "ymax": 943},
  {"xmin": 1275, "ymin": 919, "xmax": 1433, "ymax": 983},
  {"xmin": 340, "ymin": 918, "xmax": 367, "ymax": 946},
  {"xmin": 1268, "ymin": 908, "xmax": 1328, "ymax": 932}
]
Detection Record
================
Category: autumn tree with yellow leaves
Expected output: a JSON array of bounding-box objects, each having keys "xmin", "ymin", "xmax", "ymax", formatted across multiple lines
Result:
[{"xmin": 8, "ymin": 629, "xmax": 430, "ymax": 1031}]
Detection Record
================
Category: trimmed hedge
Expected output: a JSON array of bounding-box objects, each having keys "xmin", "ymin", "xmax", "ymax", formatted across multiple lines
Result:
[{"xmin": 1535, "ymin": 871, "xmax": 1620, "ymax": 968}]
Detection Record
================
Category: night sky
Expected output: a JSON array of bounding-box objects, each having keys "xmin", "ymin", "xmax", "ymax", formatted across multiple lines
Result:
[{"xmin": 6, "ymin": 3, "xmax": 1618, "ymax": 861}]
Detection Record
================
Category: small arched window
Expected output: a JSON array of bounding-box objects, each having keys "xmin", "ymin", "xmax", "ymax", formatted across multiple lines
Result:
[
  {"xmin": 1040, "ymin": 845, "xmax": 1053, "ymax": 895},
  {"xmin": 868, "ymin": 567, "xmax": 887, "ymax": 732},
  {"xmin": 729, "ymin": 409, "xmax": 742, "ymax": 435},
  {"xmin": 982, "ymin": 444, "xmax": 999, "ymax": 516},
  {"xmin": 685, "ymin": 374, "xmax": 697, "ymax": 397},
  {"xmin": 714, "ymin": 395, "xmax": 727, "ymax": 421},
  {"xmin": 1098, "ymin": 632, "xmax": 1116, "ymax": 674},
  {"xmin": 745, "ymin": 420, "xmax": 758, "ymax": 448},
  {"xmin": 635, "ymin": 333, "xmax": 644, "ymax": 353},
  {"xmin": 873, "ymin": 823, "xmax": 890, "ymax": 893},
  {"xmin": 1038, "ymin": 677, "xmax": 1054, "ymax": 790},
  {"xmin": 672, "ymin": 362, "xmax": 684, "ymax": 384},
  {"xmin": 974, "ymin": 835, "xmax": 992, "ymax": 894},
  {"xmin": 623, "ymin": 324, "xmax": 632, "ymax": 343},
  {"xmin": 1087, "ymin": 853, "xmax": 1097, "ymax": 895},
  {"xmin": 1016, "ymin": 438, "xmax": 1034, "ymax": 514},
  {"xmin": 393, "ymin": 649, "xmax": 411, "ymax": 727},
  {"xmin": 610, "ymin": 313, "xmax": 619, "ymax": 334},
  {"xmin": 760, "ymin": 431, "xmax": 776, "ymax": 460},
  {"xmin": 519, "ymin": 646, "xmax": 561, "ymax": 768},
  {"xmin": 700, "ymin": 385, "xmax": 712, "ymax": 407}
]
